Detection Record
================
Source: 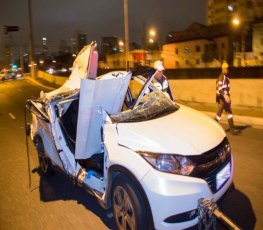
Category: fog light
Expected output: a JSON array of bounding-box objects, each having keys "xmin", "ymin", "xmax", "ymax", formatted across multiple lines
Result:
[{"xmin": 164, "ymin": 209, "xmax": 198, "ymax": 223}]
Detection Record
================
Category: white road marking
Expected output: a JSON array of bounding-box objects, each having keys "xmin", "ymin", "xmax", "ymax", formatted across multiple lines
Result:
[{"xmin": 8, "ymin": 113, "xmax": 16, "ymax": 119}]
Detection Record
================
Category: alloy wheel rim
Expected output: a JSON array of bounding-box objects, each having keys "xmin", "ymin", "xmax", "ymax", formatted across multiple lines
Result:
[{"xmin": 113, "ymin": 186, "xmax": 136, "ymax": 230}]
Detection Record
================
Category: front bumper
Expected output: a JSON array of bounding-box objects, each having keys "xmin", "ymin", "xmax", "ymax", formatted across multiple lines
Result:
[{"xmin": 140, "ymin": 155, "xmax": 233, "ymax": 230}]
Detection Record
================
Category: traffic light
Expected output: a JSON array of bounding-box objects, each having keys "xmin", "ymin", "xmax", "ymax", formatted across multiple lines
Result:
[{"xmin": 4, "ymin": 26, "xmax": 19, "ymax": 34}]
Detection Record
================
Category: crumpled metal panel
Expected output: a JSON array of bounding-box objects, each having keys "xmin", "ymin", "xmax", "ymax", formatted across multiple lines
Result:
[
  {"xmin": 42, "ymin": 42, "xmax": 97, "ymax": 101},
  {"xmin": 75, "ymin": 72, "xmax": 131, "ymax": 159}
]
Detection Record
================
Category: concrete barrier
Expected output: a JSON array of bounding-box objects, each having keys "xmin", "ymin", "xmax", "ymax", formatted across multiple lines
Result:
[
  {"xmin": 169, "ymin": 79, "xmax": 263, "ymax": 108},
  {"xmin": 38, "ymin": 70, "xmax": 67, "ymax": 86},
  {"xmin": 37, "ymin": 70, "xmax": 263, "ymax": 109}
]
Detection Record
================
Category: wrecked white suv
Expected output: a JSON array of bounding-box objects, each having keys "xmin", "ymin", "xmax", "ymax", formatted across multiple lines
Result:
[{"xmin": 26, "ymin": 42, "xmax": 233, "ymax": 230}]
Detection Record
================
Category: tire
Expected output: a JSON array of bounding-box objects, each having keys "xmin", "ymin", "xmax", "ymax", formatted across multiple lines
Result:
[
  {"xmin": 112, "ymin": 174, "xmax": 148, "ymax": 230},
  {"xmin": 36, "ymin": 137, "xmax": 55, "ymax": 177}
]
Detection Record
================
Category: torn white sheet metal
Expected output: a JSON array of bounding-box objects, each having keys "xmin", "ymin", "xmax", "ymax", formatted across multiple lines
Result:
[
  {"xmin": 75, "ymin": 72, "xmax": 131, "ymax": 159},
  {"xmin": 47, "ymin": 102, "xmax": 77, "ymax": 174},
  {"xmin": 43, "ymin": 42, "xmax": 97, "ymax": 101}
]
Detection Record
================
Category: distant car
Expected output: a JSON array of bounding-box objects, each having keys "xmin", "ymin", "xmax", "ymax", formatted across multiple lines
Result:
[
  {"xmin": 0, "ymin": 71, "xmax": 4, "ymax": 81},
  {"xmin": 0, "ymin": 69, "xmax": 8, "ymax": 81},
  {"xmin": 26, "ymin": 42, "xmax": 234, "ymax": 230},
  {"xmin": 15, "ymin": 69, "xmax": 22, "ymax": 78},
  {"xmin": 0, "ymin": 68, "xmax": 21, "ymax": 81}
]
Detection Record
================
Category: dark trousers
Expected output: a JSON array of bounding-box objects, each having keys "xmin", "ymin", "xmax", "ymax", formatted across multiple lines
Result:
[
  {"xmin": 216, "ymin": 96, "xmax": 235, "ymax": 129},
  {"xmin": 216, "ymin": 99, "xmax": 233, "ymax": 118}
]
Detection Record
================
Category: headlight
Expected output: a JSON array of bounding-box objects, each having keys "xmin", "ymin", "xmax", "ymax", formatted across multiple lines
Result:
[{"xmin": 137, "ymin": 152, "xmax": 195, "ymax": 176}]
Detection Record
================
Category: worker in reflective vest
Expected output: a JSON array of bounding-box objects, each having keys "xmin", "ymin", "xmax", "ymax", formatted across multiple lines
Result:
[
  {"xmin": 215, "ymin": 62, "xmax": 238, "ymax": 134},
  {"xmin": 152, "ymin": 60, "xmax": 174, "ymax": 101}
]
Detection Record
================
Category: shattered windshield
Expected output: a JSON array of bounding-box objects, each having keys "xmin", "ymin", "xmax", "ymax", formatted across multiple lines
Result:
[{"xmin": 109, "ymin": 90, "xmax": 179, "ymax": 123}]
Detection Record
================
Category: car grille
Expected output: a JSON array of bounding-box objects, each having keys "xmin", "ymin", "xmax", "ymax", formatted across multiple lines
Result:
[
  {"xmin": 202, "ymin": 157, "xmax": 231, "ymax": 193},
  {"xmin": 189, "ymin": 137, "xmax": 232, "ymax": 193}
]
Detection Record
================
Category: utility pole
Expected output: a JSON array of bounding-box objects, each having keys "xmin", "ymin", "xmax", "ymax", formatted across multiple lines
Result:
[
  {"xmin": 142, "ymin": 21, "xmax": 146, "ymax": 50},
  {"xmin": 124, "ymin": 0, "xmax": 129, "ymax": 70},
  {"xmin": 27, "ymin": 0, "xmax": 36, "ymax": 78}
]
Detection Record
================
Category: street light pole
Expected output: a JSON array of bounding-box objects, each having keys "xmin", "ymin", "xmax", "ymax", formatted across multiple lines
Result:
[
  {"xmin": 232, "ymin": 17, "xmax": 247, "ymax": 67},
  {"xmin": 124, "ymin": 0, "xmax": 129, "ymax": 70},
  {"xmin": 27, "ymin": 0, "xmax": 36, "ymax": 78},
  {"xmin": 241, "ymin": 31, "xmax": 245, "ymax": 67}
]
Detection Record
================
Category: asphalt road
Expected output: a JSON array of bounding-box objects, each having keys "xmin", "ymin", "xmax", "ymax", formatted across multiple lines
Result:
[{"xmin": 0, "ymin": 79, "xmax": 262, "ymax": 230}]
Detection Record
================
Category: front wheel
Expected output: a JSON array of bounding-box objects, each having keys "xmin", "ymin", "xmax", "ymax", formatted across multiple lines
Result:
[
  {"xmin": 35, "ymin": 137, "xmax": 55, "ymax": 177},
  {"xmin": 112, "ymin": 174, "xmax": 148, "ymax": 230}
]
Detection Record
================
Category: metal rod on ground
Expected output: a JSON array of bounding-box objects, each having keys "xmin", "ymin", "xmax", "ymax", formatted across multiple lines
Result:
[
  {"xmin": 24, "ymin": 106, "xmax": 31, "ymax": 189},
  {"xmin": 213, "ymin": 209, "xmax": 241, "ymax": 230}
]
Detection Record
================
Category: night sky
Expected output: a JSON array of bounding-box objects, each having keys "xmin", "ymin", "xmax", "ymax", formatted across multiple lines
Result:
[{"xmin": 0, "ymin": 0, "xmax": 205, "ymax": 59}]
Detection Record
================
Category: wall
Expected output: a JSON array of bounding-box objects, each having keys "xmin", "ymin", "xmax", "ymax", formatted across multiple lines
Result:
[
  {"xmin": 103, "ymin": 50, "xmax": 161, "ymax": 69},
  {"xmin": 169, "ymin": 79, "xmax": 263, "ymax": 108},
  {"xmin": 164, "ymin": 67, "xmax": 263, "ymax": 79},
  {"xmin": 37, "ymin": 70, "xmax": 263, "ymax": 108},
  {"xmin": 38, "ymin": 70, "xmax": 67, "ymax": 86}
]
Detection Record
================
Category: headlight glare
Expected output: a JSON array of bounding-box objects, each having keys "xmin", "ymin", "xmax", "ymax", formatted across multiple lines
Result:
[{"xmin": 138, "ymin": 152, "xmax": 195, "ymax": 176}]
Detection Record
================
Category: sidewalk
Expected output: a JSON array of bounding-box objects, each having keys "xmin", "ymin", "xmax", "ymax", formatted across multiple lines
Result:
[
  {"xmin": 26, "ymin": 76, "xmax": 263, "ymax": 129},
  {"xmin": 178, "ymin": 100, "xmax": 263, "ymax": 129}
]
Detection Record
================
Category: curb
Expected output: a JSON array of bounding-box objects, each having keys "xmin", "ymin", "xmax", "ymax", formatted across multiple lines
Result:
[{"xmin": 201, "ymin": 111, "xmax": 263, "ymax": 129}]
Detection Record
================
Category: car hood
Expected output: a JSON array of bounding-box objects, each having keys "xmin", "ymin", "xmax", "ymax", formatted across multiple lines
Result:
[{"xmin": 117, "ymin": 104, "xmax": 225, "ymax": 155}]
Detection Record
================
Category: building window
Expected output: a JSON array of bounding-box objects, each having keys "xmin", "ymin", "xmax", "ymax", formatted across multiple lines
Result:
[
  {"xmin": 185, "ymin": 60, "xmax": 189, "ymax": 65},
  {"xmin": 195, "ymin": 45, "xmax": 201, "ymax": 52},
  {"xmin": 175, "ymin": 48, "xmax": 179, "ymax": 54},
  {"xmin": 196, "ymin": 59, "xmax": 200, "ymax": 64},
  {"xmin": 175, "ymin": 61, "xmax": 179, "ymax": 67},
  {"xmin": 184, "ymin": 47, "xmax": 189, "ymax": 54}
]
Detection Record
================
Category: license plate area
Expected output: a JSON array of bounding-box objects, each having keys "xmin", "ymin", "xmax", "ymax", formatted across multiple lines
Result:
[{"xmin": 216, "ymin": 162, "xmax": 231, "ymax": 190}]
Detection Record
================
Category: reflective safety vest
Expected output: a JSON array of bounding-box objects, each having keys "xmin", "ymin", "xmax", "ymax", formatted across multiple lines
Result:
[
  {"xmin": 145, "ymin": 75, "xmax": 174, "ymax": 101},
  {"xmin": 153, "ymin": 76, "xmax": 174, "ymax": 101},
  {"xmin": 216, "ymin": 73, "xmax": 230, "ymax": 96},
  {"xmin": 153, "ymin": 76, "xmax": 169, "ymax": 92}
]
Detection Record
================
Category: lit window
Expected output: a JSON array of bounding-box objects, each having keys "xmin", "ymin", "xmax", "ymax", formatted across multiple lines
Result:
[{"xmin": 195, "ymin": 45, "xmax": 201, "ymax": 52}]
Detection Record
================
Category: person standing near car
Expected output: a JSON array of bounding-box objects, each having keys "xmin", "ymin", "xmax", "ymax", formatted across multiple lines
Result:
[
  {"xmin": 215, "ymin": 62, "xmax": 238, "ymax": 134},
  {"xmin": 152, "ymin": 60, "xmax": 174, "ymax": 101}
]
